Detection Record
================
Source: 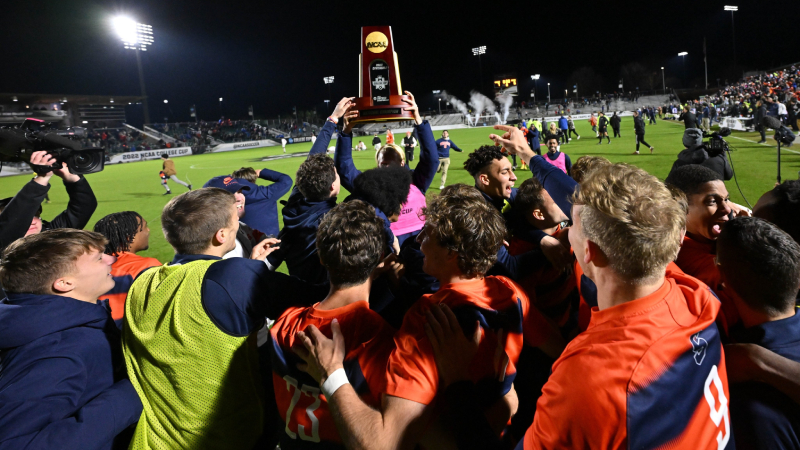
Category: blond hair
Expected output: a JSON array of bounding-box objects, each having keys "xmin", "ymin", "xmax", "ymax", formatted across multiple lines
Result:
[
  {"xmin": 375, "ymin": 143, "xmax": 405, "ymax": 165},
  {"xmin": 572, "ymin": 163, "xmax": 685, "ymax": 284},
  {"xmin": 571, "ymin": 156, "xmax": 611, "ymax": 183}
]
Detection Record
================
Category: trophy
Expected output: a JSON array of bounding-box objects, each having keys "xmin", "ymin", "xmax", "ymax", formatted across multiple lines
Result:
[{"xmin": 351, "ymin": 26, "xmax": 414, "ymax": 123}]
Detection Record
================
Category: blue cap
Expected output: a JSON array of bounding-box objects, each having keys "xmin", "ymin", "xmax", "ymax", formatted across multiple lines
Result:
[{"xmin": 203, "ymin": 175, "xmax": 252, "ymax": 194}]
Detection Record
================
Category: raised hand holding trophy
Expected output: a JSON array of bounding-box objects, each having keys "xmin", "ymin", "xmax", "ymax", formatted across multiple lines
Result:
[{"xmin": 351, "ymin": 26, "xmax": 414, "ymax": 124}]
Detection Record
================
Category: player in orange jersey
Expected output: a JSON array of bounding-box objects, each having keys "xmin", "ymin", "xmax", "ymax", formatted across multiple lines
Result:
[
  {"xmin": 94, "ymin": 211, "xmax": 161, "ymax": 323},
  {"xmin": 293, "ymin": 184, "xmax": 563, "ymax": 450},
  {"xmin": 269, "ymin": 200, "xmax": 396, "ymax": 449}
]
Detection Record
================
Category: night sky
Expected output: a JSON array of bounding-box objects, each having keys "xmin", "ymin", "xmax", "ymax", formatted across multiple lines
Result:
[{"xmin": 1, "ymin": 0, "xmax": 797, "ymax": 123}]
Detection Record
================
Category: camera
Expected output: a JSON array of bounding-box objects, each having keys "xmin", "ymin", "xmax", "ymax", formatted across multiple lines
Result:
[
  {"xmin": 702, "ymin": 128, "xmax": 731, "ymax": 157},
  {"xmin": 0, "ymin": 119, "xmax": 105, "ymax": 175}
]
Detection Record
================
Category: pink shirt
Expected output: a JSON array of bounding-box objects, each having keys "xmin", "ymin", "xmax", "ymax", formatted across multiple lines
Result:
[
  {"xmin": 544, "ymin": 152, "xmax": 567, "ymax": 174},
  {"xmin": 391, "ymin": 184, "xmax": 426, "ymax": 236}
]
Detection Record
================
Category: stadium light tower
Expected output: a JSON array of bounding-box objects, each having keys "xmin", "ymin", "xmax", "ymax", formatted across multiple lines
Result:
[
  {"xmin": 112, "ymin": 16, "xmax": 154, "ymax": 124},
  {"xmin": 472, "ymin": 46, "xmax": 486, "ymax": 90},
  {"xmin": 547, "ymin": 82, "xmax": 551, "ymax": 103},
  {"xmin": 324, "ymin": 76, "xmax": 334, "ymax": 110},
  {"xmin": 724, "ymin": 6, "xmax": 738, "ymax": 70},
  {"xmin": 531, "ymin": 74, "xmax": 540, "ymax": 103},
  {"xmin": 661, "ymin": 67, "xmax": 666, "ymax": 92},
  {"xmin": 678, "ymin": 52, "xmax": 688, "ymax": 85}
]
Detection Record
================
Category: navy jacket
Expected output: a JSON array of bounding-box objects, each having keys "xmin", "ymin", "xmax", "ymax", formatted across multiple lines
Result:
[
  {"xmin": 267, "ymin": 120, "xmax": 338, "ymax": 283},
  {"xmin": 238, "ymin": 169, "xmax": 293, "ymax": 237},
  {"xmin": 558, "ymin": 117, "xmax": 569, "ymax": 130},
  {"xmin": 730, "ymin": 312, "xmax": 800, "ymax": 450},
  {"xmin": 335, "ymin": 120, "xmax": 439, "ymax": 249},
  {"xmin": 434, "ymin": 138, "xmax": 462, "ymax": 158},
  {"xmin": 0, "ymin": 294, "xmax": 142, "ymax": 450}
]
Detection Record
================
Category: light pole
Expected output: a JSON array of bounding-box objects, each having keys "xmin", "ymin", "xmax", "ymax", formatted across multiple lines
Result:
[
  {"xmin": 547, "ymin": 83, "xmax": 551, "ymax": 103},
  {"xmin": 472, "ymin": 46, "xmax": 486, "ymax": 90},
  {"xmin": 531, "ymin": 74, "xmax": 540, "ymax": 104},
  {"xmin": 678, "ymin": 52, "xmax": 688, "ymax": 85},
  {"xmin": 725, "ymin": 6, "xmax": 738, "ymax": 70},
  {"xmin": 661, "ymin": 67, "xmax": 666, "ymax": 92},
  {"xmin": 112, "ymin": 16, "xmax": 154, "ymax": 124},
  {"xmin": 324, "ymin": 76, "xmax": 334, "ymax": 111},
  {"xmin": 219, "ymin": 97, "xmax": 223, "ymax": 117},
  {"xmin": 324, "ymin": 99, "xmax": 330, "ymax": 113}
]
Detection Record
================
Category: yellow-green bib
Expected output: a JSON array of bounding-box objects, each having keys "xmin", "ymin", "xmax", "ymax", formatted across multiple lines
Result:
[{"xmin": 122, "ymin": 260, "xmax": 263, "ymax": 449}]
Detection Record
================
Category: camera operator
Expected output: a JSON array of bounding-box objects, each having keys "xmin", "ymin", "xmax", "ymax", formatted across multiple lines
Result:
[
  {"xmin": 0, "ymin": 150, "xmax": 98, "ymax": 251},
  {"xmin": 668, "ymin": 128, "xmax": 733, "ymax": 181}
]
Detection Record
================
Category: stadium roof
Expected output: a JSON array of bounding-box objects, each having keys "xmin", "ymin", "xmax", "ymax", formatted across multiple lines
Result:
[{"xmin": 0, "ymin": 93, "xmax": 146, "ymax": 105}]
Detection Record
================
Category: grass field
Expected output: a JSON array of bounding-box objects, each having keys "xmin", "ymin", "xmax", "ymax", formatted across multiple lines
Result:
[{"xmin": 2, "ymin": 116, "xmax": 796, "ymax": 268}]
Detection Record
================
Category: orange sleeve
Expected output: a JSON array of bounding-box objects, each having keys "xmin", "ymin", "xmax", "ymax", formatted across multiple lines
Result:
[
  {"xmin": 517, "ymin": 285, "xmax": 552, "ymax": 348},
  {"xmin": 359, "ymin": 316, "xmax": 396, "ymax": 398},
  {"xmin": 384, "ymin": 303, "xmax": 438, "ymax": 405}
]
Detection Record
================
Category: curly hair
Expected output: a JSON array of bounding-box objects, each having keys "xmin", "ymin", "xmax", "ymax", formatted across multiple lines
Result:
[
  {"xmin": 232, "ymin": 167, "xmax": 258, "ymax": 183},
  {"xmin": 422, "ymin": 184, "xmax": 506, "ymax": 278},
  {"xmin": 571, "ymin": 156, "xmax": 611, "ymax": 183},
  {"xmin": 464, "ymin": 145, "xmax": 506, "ymax": 177},
  {"xmin": 353, "ymin": 166, "xmax": 411, "ymax": 217},
  {"xmin": 573, "ymin": 163, "xmax": 685, "ymax": 284},
  {"xmin": 93, "ymin": 211, "xmax": 144, "ymax": 255},
  {"xmin": 664, "ymin": 165, "xmax": 722, "ymax": 196},
  {"xmin": 316, "ymin": 200, "xmax": 386, "ymax": 287},
  {"xmin": 515, "ymin": 178, "xmax": 546, "ymax": 216},
  {"xmin": 296, "ymin": 154, "xmax": 337, "ymax": 201}
]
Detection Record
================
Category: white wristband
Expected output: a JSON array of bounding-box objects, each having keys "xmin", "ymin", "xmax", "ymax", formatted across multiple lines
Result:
[{"xmin": 321, "ymin": 368, "xmax": 349, "ymax": 398}]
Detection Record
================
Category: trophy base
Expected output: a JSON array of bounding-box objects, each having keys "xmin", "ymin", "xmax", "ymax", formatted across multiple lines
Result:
[{"xmin": 351, "ymin": 95, "xmax": 414, "ymax": 124}]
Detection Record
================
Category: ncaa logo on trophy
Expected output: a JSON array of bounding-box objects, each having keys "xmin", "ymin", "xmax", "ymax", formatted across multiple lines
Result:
[{"xmin": 352, "ymin": 26, "xmax": 414, "ymax": 123}]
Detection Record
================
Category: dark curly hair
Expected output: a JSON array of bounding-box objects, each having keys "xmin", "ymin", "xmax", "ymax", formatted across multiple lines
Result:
[
  {"xmin": 421, "ymin": 184, "xmax": 506, "ymax": 278},
  {"xmin": 353, "ymin": 166, "xmax": 411, "ymax": 217},
  {"xmin": 515, "ymin": 178, "xmax": 546, "ymax": 216},
  {"xmin": 464, "ymin": 145, "xmax": 506, "ymax": 177},
  {"xmin": 93, "ymin": 211, "xmax": 144, "ymax": 255},
  {"xmin": 296, "ymin": 154, "xmax": 337, "ymax": 201},
  {"xmin": 316, "ymin": 200, "xmax": 386, "ymax": 287}
]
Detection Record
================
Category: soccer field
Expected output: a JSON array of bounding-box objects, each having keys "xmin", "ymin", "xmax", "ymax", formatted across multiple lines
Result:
[{"xmin": 1, "ymin": 117, "xmax": 795, "ymax": 267}]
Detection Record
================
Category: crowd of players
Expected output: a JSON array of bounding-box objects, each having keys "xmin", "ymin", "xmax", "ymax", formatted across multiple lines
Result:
[{"xmin": 3, "ymin": 92, "xmax": 800, "ymax": 450}]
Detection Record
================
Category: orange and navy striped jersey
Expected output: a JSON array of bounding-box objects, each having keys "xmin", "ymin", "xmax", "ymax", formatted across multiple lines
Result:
[
  {"xmin": 101, "ymin": 252, "xmax": 161, "ymax": 321},
  {"xmin": 508, "ymin": 226, "xmax": 577, "ymax": 327},
  {"xmin": 385, "ymin": 276, "xmax": 557, "ymax": 407},
  {"xmin": 268, "ymin": 301, "xmax": 395, "ymax": 448},
  {"xmin": 524, "ymin": 273, "xmax": 733, "ymax": 449},
  {"xmin": 675, "ymin": 234, "xmax": 739, "ymax": 334},
  {"xmin": 576, "ymin": 260, "xmax": 685, "ymax": 331}
]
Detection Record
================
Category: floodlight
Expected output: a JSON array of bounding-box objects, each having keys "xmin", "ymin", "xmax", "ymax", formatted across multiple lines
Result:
[
  {"xmin": 113, "ymin": 16, "xmax": 154, "ymax": 51},
  {"xmin": 531, "ymin": 74, "xmax": 540, "ymax": 80},
  {"xmin": 219, "ymin": 98, "xmax": 223, "ymax": 102},
  {"xmin": 724, "ymin": 5, "xmax": 738, "ymax": 11},
  {"xmin": 82, "ymin": 121, "xmax": 88, "ymax": 124},
  {"xmin": 12, "ymin": 96, "xmax": 17, "ymax": 102},
  {"xmin": 163, "ymin": 99, "xmax": 168, "ymax": 104},
  {"xmin": 678, "ymin": 52, "xmax": 688, "ymax": 56},
  {"xmin": 432, "ymin": 90, "xmax": 441, "ymax": 94},
  {"xmin": 324, "ymin": 76, "xmax": 335, "ymax": 84},
  {"xmin": 110, "ymin": 98, "xmax": 114, "ymax": 103},
  {"xmin": 472, "ymin": 46, "xmax": 486, "ymax": 55}
]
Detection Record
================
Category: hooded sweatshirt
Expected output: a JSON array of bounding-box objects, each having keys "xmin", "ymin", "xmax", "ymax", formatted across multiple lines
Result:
[
  {"xmin": 0, "ymin": 293, "xmax": 142, "ymax": 450},
  {"xmin": 669, "ymin": 128, "xmax": 733, "ymax": 180}
]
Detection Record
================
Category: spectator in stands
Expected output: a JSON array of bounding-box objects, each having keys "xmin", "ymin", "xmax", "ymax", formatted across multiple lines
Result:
[
  {"xmin": 121, "ymin": 188, "xmax": 327, "ymax": 450},
  {"xmin": 160, "ymin": 154, "xmax": 192, "ymax": 195},
  {"xmin": 716, "ymin": 217, "xmax": 800, "ymax": 450},
  {"xmin": 0, "ymin": 229, "xmax": 143, "ymax": 450},
  {"xmin": 93, "ymin": 211, "xmax": 161, "ymax": 323},
  {"xmin": 0, "ymin": 151, "xmax": 98, "ymax": 252},
  {"xmin": 204, "ymin": 165, "xmax": 292, "ymax": 237}
]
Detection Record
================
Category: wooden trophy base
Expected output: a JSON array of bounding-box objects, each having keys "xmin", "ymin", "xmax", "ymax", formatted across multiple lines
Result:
[{"xmin": 351, "ymin": 95, "xmax": 414, "ymax": 124}]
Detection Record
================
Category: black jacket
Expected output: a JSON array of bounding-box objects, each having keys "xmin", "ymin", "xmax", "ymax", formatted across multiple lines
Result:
[
  {"xmin": 609, "ymin": 115, "xmax": 621, "ymax": 128},
  {"xmin": 755, "ymin": 105, "xmax": 767, "ymax": 128},
  {"xmin": 634, "ymin": 116, "xmax": 646, "ymax": 134},
  {"xmin": 679, "ymin": 111, "xmax": 698, "ymax": 129},
  {"xmin": 0, "ymin": 177, "xmax": 97, "ymax": 251},
  {"xmin": 669, "ymin": 146, "xmax": 733, "ymax": 181}
]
